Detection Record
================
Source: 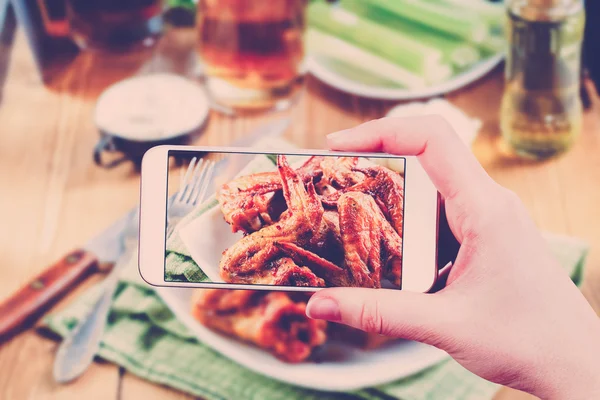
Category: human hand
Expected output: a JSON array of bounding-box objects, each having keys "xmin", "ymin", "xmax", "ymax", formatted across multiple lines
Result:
[{"xmin": 306, "ymin": 116, "xmax": 600, "ymax": 399}]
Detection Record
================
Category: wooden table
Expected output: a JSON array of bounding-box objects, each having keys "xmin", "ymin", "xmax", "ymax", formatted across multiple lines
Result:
[{"xmin": 1, "ymin": 26, "xmax": 599, "ymax": 400}]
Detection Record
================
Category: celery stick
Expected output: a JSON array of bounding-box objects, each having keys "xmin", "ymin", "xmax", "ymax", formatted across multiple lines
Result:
[
  {"xmin": 357, "ymin": 0, "xmax": 489, "ymax": 44},
  {"xmin": 478, "ymin": 34, "xmax": 506, "ymax": 56},
  {"xmin": 308, "ymin": 2, "xmax": 448, "ymax": 82},
  {"xmin": 429, "ymin": 0, "xmax": 506, "ymax": 55},
  {"xmin": 306, "ymin": 28, "xmax": 427, "ymax": 88},
  {"xmin": 317, "ymin": 57, "xmax": 406, "ymax": 88},
  {"xmin": 340, "ymin": 0, "xmax": 481, "ymax": 69}
]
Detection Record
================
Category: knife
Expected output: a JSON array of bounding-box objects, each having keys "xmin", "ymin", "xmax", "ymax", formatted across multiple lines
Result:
[
  {"xmin": 53, "ymin": 211, "xmax": 138, "ymax": 383},
  {"xmin": 0, "ymin": 117, "xmax": 290, "ymax": 344},
  {"xmin": 0, "ymin": 209, "xmax": 134, "ymax": 342},
  {"xmin": 51, "ymin": 117, "xmax": 291, "ymax": 382}
]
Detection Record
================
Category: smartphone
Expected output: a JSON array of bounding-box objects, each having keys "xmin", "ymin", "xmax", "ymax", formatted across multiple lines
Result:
[{"xmin": 139, "ymin": 146, "xmax": 440, "ymax": 292}]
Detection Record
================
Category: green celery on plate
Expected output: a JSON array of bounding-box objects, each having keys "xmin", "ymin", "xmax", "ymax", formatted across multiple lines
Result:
[
  {"xmin": 436, "ymin": 0, "xmax": 505, "ymax": 36},
  {"xmin": 339, "ymin": 0, "xmax": 482, "ymax": 70},
  {"xmin": 306, "ymin": 28, "xmax": 426, "ymax": 89},
  {"xmin": 308, "ymin": 1, "xmax": 452, "ymax": 85},
  {"xmin": 358, "ymin": 0, "xmax": 490, "ymax": 44}
]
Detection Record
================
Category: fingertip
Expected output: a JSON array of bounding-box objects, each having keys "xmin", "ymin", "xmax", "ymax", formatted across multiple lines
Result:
[
  {"xmin": 326, "ymin": 129, "xmax": 351, "ymax": 150},
  {"xmin": 306, "ymin": 294, "xmax": 341, "ymax": 322},
  {"xmin": 327, "ymin": 127, "xmax": 384, "ymax": 153}
]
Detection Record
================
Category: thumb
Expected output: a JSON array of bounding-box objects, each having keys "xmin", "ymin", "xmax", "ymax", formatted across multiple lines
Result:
[{"xmin": 306, "ymin": 288, "xmax": 450, "ymax": 346}]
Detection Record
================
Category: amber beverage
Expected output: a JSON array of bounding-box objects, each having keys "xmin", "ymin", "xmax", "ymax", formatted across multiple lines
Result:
[
  {"xmin": 197, "ymin": 0, "xmax": 307, "ymax": 112},
  {"xmin": 67, "ymin": 0, "xmax": 164, "ymax": 51}
]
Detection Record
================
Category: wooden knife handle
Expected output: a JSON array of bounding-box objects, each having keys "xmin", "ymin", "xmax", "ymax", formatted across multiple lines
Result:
[{"xmin": 0, "ymin": 249, "xmax": 98, "ymax": 342}]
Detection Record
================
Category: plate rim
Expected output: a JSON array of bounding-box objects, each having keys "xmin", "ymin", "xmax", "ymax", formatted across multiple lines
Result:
[
  {"xmin": 155, "ymin": 286, "xmax": 450, "ymax": 392},
  {"xmin": 306, "ymin": 53, "xmax": 504, "ymax": 100}
]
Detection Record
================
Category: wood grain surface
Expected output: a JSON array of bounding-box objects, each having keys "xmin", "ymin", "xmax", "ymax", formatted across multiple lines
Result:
[{"xmin": 0, "ymin": 25, "xmax": 599, "ymax": 400}]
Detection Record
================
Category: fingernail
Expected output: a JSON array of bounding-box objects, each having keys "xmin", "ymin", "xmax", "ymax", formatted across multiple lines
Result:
[
  {"xmin": 326, "ymin": 129, "xmax": 349, "ymax": 142},
  {"xmin": 306, "ymin": 297, "xmax": 341, "ymax": 321}
]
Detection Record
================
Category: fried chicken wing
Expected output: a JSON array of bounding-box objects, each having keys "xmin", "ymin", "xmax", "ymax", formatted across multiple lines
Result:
[
  {"xmin": 217, "ymin": 156, "xmax": 324, "ymax": 233},
  {"xmin": 315, "ymin": 156, "xmax": 364, "ymax": 196},
  {"xmin": 191, "ymin": 289, "xmax": 327, "ymax": 363},
  {"xmin": 323, "ymin": 165, "xmax": 405, "ymax": 235},
  {"xmin": 269, "ymin": 257, "xmax": 326, "ymax": 287},
  {"xmin": 275, "ymin": 242, "xmax": 347, "ymax": 286},
  {"xmin": 218, "ymin": 156, "xmax": 404, "ymax": 289},
  {"xmin": 251, "ymin": 254, "xmax": 326, "ymax": 287},
  {"xmin": 338, "ymin": 192, "xmax": 403, "ymax": 288},
  {"xmin": 219, "ymin": 155, "xmax": 346, "ymax": 286}
]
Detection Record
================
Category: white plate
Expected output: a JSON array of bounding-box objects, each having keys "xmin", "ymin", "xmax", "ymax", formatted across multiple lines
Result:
[
  {"xmin": 155, "ymin": 286, "xmax": 449, "ymax": 392},
  {"xmin": 306, "ymin": 54, "xmax": 504, "ymax": 100},
  {"xmin": 179, "ymin": 201, "xmax": 240, "ymax": 283},
  {"xmin": 167, "ymin": 155, "xmax": 448, "ymax": 391}
]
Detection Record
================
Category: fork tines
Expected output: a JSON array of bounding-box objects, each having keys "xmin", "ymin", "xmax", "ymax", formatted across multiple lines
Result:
[{"xmin": 177, "ymin": 157, "xmax": 215, "ymax": 206}]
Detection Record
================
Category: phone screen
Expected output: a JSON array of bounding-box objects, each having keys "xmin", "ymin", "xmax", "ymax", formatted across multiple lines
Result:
[{"xmin": 164, "ymin": 150, "xmax": 407, "ymax": 289}]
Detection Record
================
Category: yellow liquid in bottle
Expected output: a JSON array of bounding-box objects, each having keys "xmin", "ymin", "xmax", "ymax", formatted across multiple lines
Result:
[{"xmin": 501, "ymin": 4, "xmax": 585, "ymax": 159}]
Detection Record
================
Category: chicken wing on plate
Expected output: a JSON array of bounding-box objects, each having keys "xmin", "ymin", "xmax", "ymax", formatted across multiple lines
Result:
[
  {"xmin": 219, "ymin": 155, "xmax": 348, "ymax": 286},
  {"xmin": 191, "ymin": 289, "xmax": 327, "ymax": 363},
  {"xmin": 217, "ymin": 156, "xmax": 324, "ymax": 234},
  {"xmin": 323, "ymin": 165, "xmax": 405, "ymax": 236},
  {"xmin": 252, "ymin": 256, "xmax": 326, "ymax": 287},
  {"xmin": 338, "ymin": 192, "xmax": 403, "ymax": 288},
  {"xmin": 315, "ymin": 156, "xmax": 364, "ymax": 196},
  {"xmin": 218, "ymin": 154, "xmax": 405, "ymax": 288}
]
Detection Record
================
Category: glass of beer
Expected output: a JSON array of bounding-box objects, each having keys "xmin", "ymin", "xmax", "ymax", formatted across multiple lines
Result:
[
  {"xmin": 197, "ymin": 0, "xmax": 307, "ymax": 112},
  {"xmin": 37, "ymin": 0, "xmax": 165, "ymax": 51},
  {"xmin": 67, "ymin": 0, "xmax": 164, "ymax": 51}
]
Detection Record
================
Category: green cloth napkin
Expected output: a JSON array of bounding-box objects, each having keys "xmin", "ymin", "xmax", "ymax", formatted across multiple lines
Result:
[
  {"xmin": 45, "ymin": 137, "xmax": 589, "ymax": 399},
  {"xmin": 45, "ymin": 233, "xmax": 588, "ymax": 400}
]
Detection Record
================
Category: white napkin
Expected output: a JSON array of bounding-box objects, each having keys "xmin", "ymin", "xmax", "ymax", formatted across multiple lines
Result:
[{"xmin": 386, "ymin": 99, "xmax": 482, "ymax": 148}]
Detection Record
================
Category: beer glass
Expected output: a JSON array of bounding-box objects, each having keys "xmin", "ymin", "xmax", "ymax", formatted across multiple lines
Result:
[
  {"xmin": 37, "ymin": 0, "xmax": 164, "ymax": 51},
  {"xmin": 197, "ymin": 0, "xmax": 307, "ymax": 112}
]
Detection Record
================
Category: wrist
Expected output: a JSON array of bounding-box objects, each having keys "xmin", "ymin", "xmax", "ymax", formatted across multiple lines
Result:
[
  {"xmin": 542, "ymin": 384, "xmax": 600, "ymax": 400},
  {"xmin": 528, "ymin": 353, "xmax": 600, "ymax": 400}
]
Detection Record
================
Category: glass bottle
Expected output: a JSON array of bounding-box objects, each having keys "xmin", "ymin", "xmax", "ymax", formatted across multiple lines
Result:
[{"xmin": 500, "ymin": 0, "xmax": 585, "ymax": 159}]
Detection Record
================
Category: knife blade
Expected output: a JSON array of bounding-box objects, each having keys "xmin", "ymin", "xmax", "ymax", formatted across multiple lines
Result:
[
  {"xmin": 50, "ymin": 117, "xmax": 291, "ymax": 381},
  {"xmin": 53, "ymin": 211, "xmax": 139, "ymax": 383},
  {"xmin": 0, "ymin": 208, "xmax": 136, "ymax": 342}
]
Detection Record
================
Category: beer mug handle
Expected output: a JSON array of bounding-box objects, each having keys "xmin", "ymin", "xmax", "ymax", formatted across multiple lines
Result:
[{"xmin": 37, "ymin": 0, "xmax": 70, "ymax": 37}]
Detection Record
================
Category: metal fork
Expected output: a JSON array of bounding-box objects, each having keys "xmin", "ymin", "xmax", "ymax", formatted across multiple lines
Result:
[
  {"xmin": 167, "ymin": 157, "xmax": 215, "ymax": 237},
  {"xmin": 52, "ymin": 157, "xmax": 214, "ymax": 383}
]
